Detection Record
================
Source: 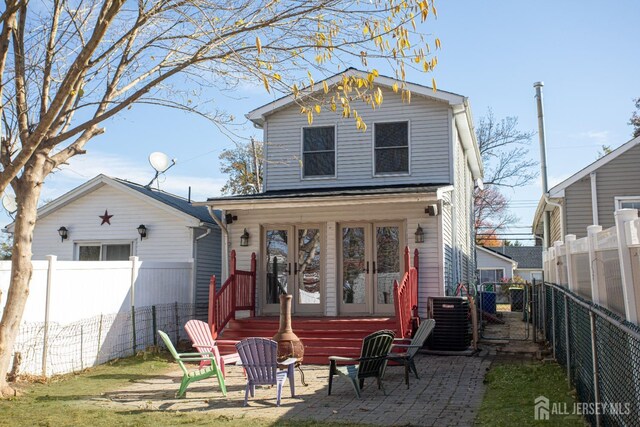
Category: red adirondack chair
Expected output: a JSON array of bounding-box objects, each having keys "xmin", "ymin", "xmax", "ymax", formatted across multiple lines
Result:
[{"xmin": 184, "ymin": 319, "xmax": 240, "ymax": 377}]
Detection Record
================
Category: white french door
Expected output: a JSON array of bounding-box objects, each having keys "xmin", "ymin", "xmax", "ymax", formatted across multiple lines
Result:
[
  {"xmin": 339, "ymin": 222, "xmax": 404, "ymax": 315},
  {"xmin": 263, "ymin": 225, "xmax": 323, "ymax": 315}
]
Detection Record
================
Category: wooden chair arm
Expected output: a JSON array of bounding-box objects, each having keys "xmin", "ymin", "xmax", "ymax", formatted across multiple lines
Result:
[
  {"xmin": 177, "ymin": 351, "xmax": 214, "ymax": 359},
  {"xmin": 328, "ymin": 356, "xmax": 357, "ymax": 362},
  {"xmin": 391, "ymin": 344, "xmax": 422, "ymax": 349},
  {"xmin": 278, "ymin": 358, "xmax": 298, "ymax": 366}
]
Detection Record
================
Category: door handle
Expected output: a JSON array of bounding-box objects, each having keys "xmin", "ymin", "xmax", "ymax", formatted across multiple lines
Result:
[
  {"xmin": 373, "ymin": 261, "xmax": 377, "ymax": 274},
  {"xmin": 365, "ymin": 261, "xmax": 369, "ymax": 274},
  {"xmin": 286, "ymin": 263, "xmax": 291, "ymax": 274},
  {"xmin": 294, "ymin": 262, "xmax": 298, "ymax": 275}
]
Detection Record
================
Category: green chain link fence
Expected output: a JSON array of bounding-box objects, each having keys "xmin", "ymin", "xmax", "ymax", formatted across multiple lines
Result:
[{"xmin": 537, "ymin": 281, "xmax": 640, "ymax": 426}]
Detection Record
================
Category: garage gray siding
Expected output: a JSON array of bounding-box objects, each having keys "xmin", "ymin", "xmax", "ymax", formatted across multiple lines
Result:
[{"xmin": 564, "ymin": 176, "xmax": 592, "ymax": 238}]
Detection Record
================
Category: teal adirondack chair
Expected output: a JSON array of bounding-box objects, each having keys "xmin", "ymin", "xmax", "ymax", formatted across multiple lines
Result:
[
  {"xmin": 328, "ymin": 329, "xmax": 395, "ymax": 398},
  {"xmin": 157, "ymin": 330, "xmax": 227, "ymax": 398},
  {"xmin": 386, "ymin": 319, "xmax": 436, "ymax": 387}
]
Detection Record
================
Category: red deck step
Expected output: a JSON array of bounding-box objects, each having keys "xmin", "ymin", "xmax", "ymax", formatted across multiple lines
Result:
[{"xmin": 216, "ymin": 316, "xmax": 398, "ymax": 365}]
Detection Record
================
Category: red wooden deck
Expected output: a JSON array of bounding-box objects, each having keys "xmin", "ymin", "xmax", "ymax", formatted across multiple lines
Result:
[{"xmin": 216, "ymin": 316, "xmax": 398, "ymax": 365}]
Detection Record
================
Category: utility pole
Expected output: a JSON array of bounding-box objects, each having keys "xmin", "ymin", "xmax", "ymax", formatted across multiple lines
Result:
[{"xmin": 534, "ymin": 81, "xmax": 551, "ymax": 249}]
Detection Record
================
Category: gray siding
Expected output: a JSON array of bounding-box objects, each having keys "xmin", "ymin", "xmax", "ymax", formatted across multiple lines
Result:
[
  {"xmin": 263, "ymin": 86, "xmax": 452, "ymax": 191},
  {"xmin": 596, "ymin": 143, "xmax": 640, "ymax": 229},
  {"xmin": 194, "ymin": 226, "xmax": 222, "ymax": 321},
  {"xmin": 565, "ymin": 177, "xmax": 592, "ymax": 237},
  {"xmin": 563, "ymin": 143, "xmax": 640, "ymax": 237}
]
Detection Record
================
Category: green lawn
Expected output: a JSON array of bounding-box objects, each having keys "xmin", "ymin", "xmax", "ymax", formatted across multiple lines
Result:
[
  {"xmin": 476, "ymin": 361, "xmax": 586, "ymax": 426},
  {"xmin": 0, "ymin": 354, "xmax": 354, "ymax": 427}
]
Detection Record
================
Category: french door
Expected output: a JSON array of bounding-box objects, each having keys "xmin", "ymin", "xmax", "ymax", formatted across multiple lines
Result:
[
  {"xmin": 264, "ymin": 225, "xmax": 323, "ymax": 315},
  {"xmin": 339, "ymin": 222, "xmax": 403, "ymax": 315}
]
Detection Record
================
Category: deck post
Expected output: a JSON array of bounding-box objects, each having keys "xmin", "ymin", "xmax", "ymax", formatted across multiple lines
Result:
[
  {"xmin": 230, "ymin": 250, "xmax": 237, "ymax": 321},
  {"xmin": 208, "ymin": 275, "xmax": 216, "ymax": 338},
  {"xmin": 250, "ymin": 252, "xmax": 257, "ymax": 317}
]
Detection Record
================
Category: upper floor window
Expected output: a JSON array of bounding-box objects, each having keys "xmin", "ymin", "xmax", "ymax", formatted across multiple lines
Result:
[
  {"xmin": 77, "ymin": 243, "xmax": 132, "ymax": 261},
  {"xmin": 302, "ymin": 126, "xmax": 335, "ymax": 178},
  {"xmin": 374, "ymin": 121, "xmax": 409, "ymax": 175},
  {"xmin": 616, "ymin": 197, "xmax": 640, "ymax": 210}
]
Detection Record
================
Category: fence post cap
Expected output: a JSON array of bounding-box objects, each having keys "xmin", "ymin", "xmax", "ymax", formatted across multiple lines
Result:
[
  {"xmin": 565, "ymin": 234, "xmax": 576, "ymax": 242},
  {"xmin": 587, "ymin": 225, "xmax": 602, "ymax": 235},
  {"xmin": 615, "ymin": 208, "xmax": 638, "ymax": 221}
]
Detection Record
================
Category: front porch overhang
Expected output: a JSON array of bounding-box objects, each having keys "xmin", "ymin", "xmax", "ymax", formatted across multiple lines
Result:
[{"xmin": 195, "ymin": 184, "xmax": 451, "ymax": 211}]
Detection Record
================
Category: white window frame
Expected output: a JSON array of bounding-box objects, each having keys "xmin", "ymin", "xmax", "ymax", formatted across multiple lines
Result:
[
  {"xmin": 372, "ymin": 120, "xmax": 411, "ymax": 177},
  {"xmin": 614, "ymin": 196, "xmax": 640, "ymax": 211},
  {"xmin": 477, "ymin": 267, "xmax": 505, "ymax": 285},
  {"xmin": 300, "ymin": 124, "xmax": 337, "ymax": 180},
  {"xmin": 75, "ymin": 240, "xmax": 135, "ymax": 261}
]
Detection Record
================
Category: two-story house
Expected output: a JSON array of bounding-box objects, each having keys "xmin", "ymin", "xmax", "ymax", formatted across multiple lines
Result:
[{"xmin": 202, "ymin": 69, "xmax": 482, "ymax": 319}]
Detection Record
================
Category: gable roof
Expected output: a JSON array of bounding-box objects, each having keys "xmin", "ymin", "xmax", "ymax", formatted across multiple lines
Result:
[
  {"xmin": 548, "ymin": 135, "xmax": 640, "ymax": 197},
  {"xmin": 478, "ymin": 246, "xmax": 518, "ymax": 267},
  {"xmin": 6, "ymin": 174, "xmax": 216, "ymax": 231},
  {"xmin": 245, "ymin": 68, "xmax": 483, "ymax": 180},
  {"xmin": 491, "ymin": 246, "xmax": 543, "ymax": 269}
]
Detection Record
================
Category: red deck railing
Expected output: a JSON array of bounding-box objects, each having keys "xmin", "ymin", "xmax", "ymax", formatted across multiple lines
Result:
[
  {"xmin": 393, "ymin": 247, "xmax": 419, "ymax": 338},
  {"xmin": 208, "ymin": 250, "xmax": 256, "ymax": 339}
]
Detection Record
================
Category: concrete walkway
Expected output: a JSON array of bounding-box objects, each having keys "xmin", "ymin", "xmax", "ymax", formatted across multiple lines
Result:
[{"xmin": 91, "ymin": 353, "xmax": 491, "ymax": 426}]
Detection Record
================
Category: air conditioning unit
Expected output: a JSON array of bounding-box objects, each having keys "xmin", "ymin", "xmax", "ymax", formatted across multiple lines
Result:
[{"xmin": 426, "ymin": 297, "xmax": 470, "ymax": 351}]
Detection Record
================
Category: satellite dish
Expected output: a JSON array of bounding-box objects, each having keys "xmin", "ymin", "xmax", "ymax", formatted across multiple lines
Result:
[
  {"xmin": 149, "ymin": 152, "xmax": 173, "ymax": 173},
  {"xmin": 2, "ymin": 194, "xmax": 17, "ymax": 214},
  {"xmin": 146, "ymin": 152, "xmax": 176, "ymax": 188}
]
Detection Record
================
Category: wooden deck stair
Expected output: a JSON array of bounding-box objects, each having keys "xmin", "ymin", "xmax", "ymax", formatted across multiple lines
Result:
[{"xmin": 216, "ymin": 316, "xmax": 398, "ymax": 365}]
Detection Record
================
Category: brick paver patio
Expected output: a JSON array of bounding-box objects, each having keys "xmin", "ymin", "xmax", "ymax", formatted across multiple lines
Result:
[{"xmin": 92, "ymin": 353, "xmax": 491, "ymax": 426}]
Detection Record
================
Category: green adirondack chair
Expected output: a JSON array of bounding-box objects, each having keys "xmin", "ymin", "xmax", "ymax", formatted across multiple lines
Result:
[
  {"xmin": 386, "ymin": 319, "xmax": 436, "ymax": 388},
  {"xmin": 157, "ymin": 330, "xmax": 227, "ymax": 398},
  {"xmin": 328, "ymin": 329, "xmax": 395, "ymax": 398}
]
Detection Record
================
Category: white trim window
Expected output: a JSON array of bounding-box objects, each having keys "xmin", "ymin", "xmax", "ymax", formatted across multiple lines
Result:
[
  {"xmin": 374, "ymin": 121, "xmax": 409, "ymax": 175},
  {"xmin": 77, "ymin": 242, "xmax": 132, "ymax": 261},
  {"xmin": 478, "ymin": 268, "xmax": 505, "ymax": 284},
  {"xmin": 615, "ymin": 196, "xmax": 640, "ymax": 211},
  {"xmin": 302, "ymin": 126, "xmax": 336, "ymax": 178}
]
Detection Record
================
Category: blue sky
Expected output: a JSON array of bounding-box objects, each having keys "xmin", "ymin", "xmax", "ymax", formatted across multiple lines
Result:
[{"xmin": 3, "ymin": 0, "xmax": 639, "ymax": 240}]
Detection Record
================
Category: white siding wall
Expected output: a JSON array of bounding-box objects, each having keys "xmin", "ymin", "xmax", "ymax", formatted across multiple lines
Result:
[
  {"xmin": 30, "ymin": 185, "xmax": 196, "ymax": 261},
  {"xmin": 224, "ymin": 201, "xmax": 440, "ymax": 318},
  {"xmin": 476, "ymin": 251, "xmax": 515, "ymax": 279},
  {"xmin": 264, "ymin": 87, "xmax": 452, "ymax": 191}
]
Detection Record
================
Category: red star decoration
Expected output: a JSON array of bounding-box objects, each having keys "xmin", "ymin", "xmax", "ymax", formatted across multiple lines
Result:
[{"xmin": 99, "ymin": 210, "xmax": 113, "ymax": 225}]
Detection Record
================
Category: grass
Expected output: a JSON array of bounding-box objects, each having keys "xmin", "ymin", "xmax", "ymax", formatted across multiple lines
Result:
[
  {"xmin": 0, "ymin": 354, "xmax": 357, "ymax": 427},
  {"xmin": 476, "ymin": 361, "xmax": 586, "ymax": 426}
]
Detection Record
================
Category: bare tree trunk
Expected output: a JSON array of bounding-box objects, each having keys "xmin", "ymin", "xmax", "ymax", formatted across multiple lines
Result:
[{"xmin": 0, "ymin": 156, "xmax": 45, "ymax": 397}]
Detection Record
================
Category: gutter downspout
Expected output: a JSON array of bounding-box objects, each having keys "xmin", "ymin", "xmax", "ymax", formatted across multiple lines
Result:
[
  {"xmin": 544, "ymin": 195, "xmax": 565, "ymax": 243},
  {"xmin": 207, "ymin": 206, "xmax": 229, "ymax": 281},
  {"xmin": 192, "ymin": 223, "xmax": 213, "ymax": 307}
]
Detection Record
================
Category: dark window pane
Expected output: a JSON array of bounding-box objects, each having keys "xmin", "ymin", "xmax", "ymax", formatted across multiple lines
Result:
[
  {"xmin": 304, "ymin": 152, "xmax": 335, "ymax": 177},
  {"xmin": 375, "ymin": 147, "xmax": 408, "ymax": 173},
  {"xmin": 104, "ymin": 244, "xmax": 131, "ymax": 261},
  {"xmin": 621, "ymin": 201, "xmax": 640, "ymax": 210},
  {"xmin": 303, "ymin": 127, "xmax": 335, "ymax": 152},
  {"xmin": 375, "ymin": 122, "xmax": 408, "ymax": 148},
  {"xmin": 79, "ymin": 246, "xmax": 100, "ymax": 261}
]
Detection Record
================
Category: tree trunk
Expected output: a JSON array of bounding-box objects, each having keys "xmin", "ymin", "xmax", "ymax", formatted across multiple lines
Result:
[{"xmin": 0, "ymin": 156, "xmax": 45, "ymax": 397}]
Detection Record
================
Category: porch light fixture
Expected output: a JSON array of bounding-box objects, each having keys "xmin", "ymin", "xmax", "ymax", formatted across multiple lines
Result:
[
  {"xmin": 137, "ymin": 224, "xmax": 147, "ymax": 240},
  {"xmin": 240, "ymin": 228, "xmax": 250, "ymax": 247},
  {"xmin": 57, "ymin": 226, "xmax": 68, "ymax": 242},
  {"xmin": 415, "ymin": 224, "xmax": 424, "ymax": 244}
]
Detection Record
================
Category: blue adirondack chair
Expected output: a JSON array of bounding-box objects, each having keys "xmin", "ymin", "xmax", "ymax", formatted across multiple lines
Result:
[
  {"xmin": 328, "ymin": 329, "xmax": 395, "ymax": 398},
  {"xmin": 236, "ymin": 338, "xmax": 297, "ymax": 407},
  {"xmin": 157, "ymin": 330, "xmax": 227, "ymax": 398},
  {"xmin": 386, "ymin": 319, "xmax": 436, "ymax": 387}
]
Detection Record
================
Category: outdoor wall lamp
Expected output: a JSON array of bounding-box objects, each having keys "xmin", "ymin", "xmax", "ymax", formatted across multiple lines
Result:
[
  {"xmin": 58, "ymin": 226, "xmax": 68, "ymax": 242},
  {"xmin": 415, "ymin": 224, "xmax": 424, "ymax": 244},
  {"xmin": 240, "ymin": 228, "xmax": 250, "ymax": 247},
  {"xmin": 137, "ymin": 224, "xmax": 147, "ymax": 240}
]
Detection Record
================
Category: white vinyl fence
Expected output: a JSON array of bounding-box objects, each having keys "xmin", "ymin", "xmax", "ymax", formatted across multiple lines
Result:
[
  {"xmin": 0, "ymin": 256, "xmax": 195, "ymax": 376},
  {"xmin": 544, "ymin": 208, "xmax": 640, "ymax": 325}
]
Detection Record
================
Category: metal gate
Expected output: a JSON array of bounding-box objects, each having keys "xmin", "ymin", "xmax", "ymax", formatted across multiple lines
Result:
[{"xmin": 476, "ymin": 282, "xmax": 531, "ymax": 340}]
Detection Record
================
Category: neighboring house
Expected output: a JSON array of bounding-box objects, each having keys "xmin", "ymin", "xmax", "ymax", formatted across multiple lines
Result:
[
  {"xmin": 533, "ymin": 136, "xmax": 640, "ymax": 242},
  {"xmin": 199, "ymin": 69, "xmax": 483, "ymax": 318},
  {"xmin": 4, "ymin": 174, "xmax": 221, "ymax": 319},
  {"xmin": 480, "ymin": 246, "xmax": 543, "ymax": 283},
  {"xmin": 476, "ymin": 246, "xmax": 517, "ymax": 284}
]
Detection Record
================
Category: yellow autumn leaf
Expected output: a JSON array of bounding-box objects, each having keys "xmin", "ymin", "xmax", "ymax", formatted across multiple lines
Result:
[
  {"xmin": 307, "ymin": 111, "xmax": 314, "ymax": 125},
  {"xmin": 273, "ymin": 73, "xmax": 281, "ymax": 81},
  {"xmin": 292, "ymin": 84, "xmax": 299, "ymax": 98},
  {"xmin": 435, "ymin": 38, "xmax": 441, "ymax": 50},
  {"xmin": 432, "ymin": 78, "xmax": 437, "ymax": 92},
  {"xmin": 392, "ymin": 82, "xmax": 399, "ymax": 93},
  {"xmin": 314, "ymin": 105, "xmax": 321, "ymax": 114},
  {"xmin": 263, "ymin": 75, "xmax": 270, "ymax": 93},
  {"xmin": 256, "ymin": 37, "xmax": 262, "ymax": 54},
  {"xmin": 323, "ymin": 81, "xmax": 329, "ymax": 94}
]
